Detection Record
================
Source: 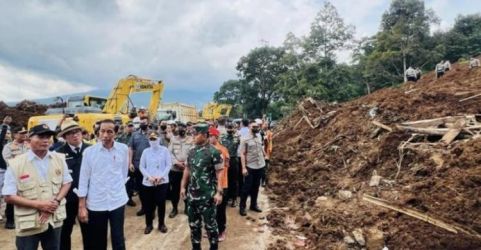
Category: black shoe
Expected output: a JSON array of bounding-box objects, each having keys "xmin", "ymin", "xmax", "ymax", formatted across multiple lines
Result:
[
  {"xmin": 192, "ymin": 243, "xmax": 201, "ymax": 250},
  {"xmin": 127, "ymin": 199, "xmax": 136, "ymax": 207},
  {"xmin": 158, "ymin": 224, "xmax": 168, "ymax": 233},
  {"xmin": 144, "ymin": 225, "xmax": 153, "ymax": 234},
  {"xmin": 169, "ymin": 209, "xmax": 178, "ymax": 218},
  {"xmin": 136, "ymin": 209, "xmax": 145, "ymax": 216},
  {"xmin": 239, "ymin": 208, "xmax": 247, "ymax": 216},
  {"xmin": 250, "ymin": 206, "xmax": 263, "ymax": 213},
  {"xmin": 210, "ymin": 243, "xmax": 218, "ymax": 250},
  {"xmin": 5, "ymin": 222, "xmax": 15, "ymax": 229}
]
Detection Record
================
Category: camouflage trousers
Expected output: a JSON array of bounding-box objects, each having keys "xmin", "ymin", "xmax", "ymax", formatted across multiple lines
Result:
[{"xmin": 187, "ymin": 198, "xmax": 218, "ymax": 246}]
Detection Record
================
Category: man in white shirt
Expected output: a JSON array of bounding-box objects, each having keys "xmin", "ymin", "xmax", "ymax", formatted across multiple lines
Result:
[
  {"xmin": 139, "ymin": 131, "xmax": 172, "ymax": 234},
  {"xmin": 78, "ymin": 119, "xmax": 129, "ymax": 250}
]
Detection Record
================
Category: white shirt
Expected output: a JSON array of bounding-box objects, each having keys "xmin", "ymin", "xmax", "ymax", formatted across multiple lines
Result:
[
  {"xmin": 139, "ymin": 146, "xmax": 172, "ymax": 187},
  {"xmin": 68, "ymin": 142, "xmax": 83, "ymax": 153},
  {"xmin": 1, "ymin": 150, "xmax": 73, "ymax": 196},
  {"xmin": 78, "ymin": 142, "xmax": 129, "ymax": 211}
]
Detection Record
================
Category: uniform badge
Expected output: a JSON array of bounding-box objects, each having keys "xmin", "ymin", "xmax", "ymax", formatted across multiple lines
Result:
[
  {"xmin": 42, "ymin": 124, "xmax": 49, "ymax": 129},
  {"xmin": 55, "ymin": 169, "xmax": 61, "ymax": 176},
  {"xmin": 19, "ymin": 174, "xmax": 30, "ymax": 183}
]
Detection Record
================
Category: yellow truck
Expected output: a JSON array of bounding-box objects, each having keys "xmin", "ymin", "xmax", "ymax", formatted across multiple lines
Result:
[
  {"xmin": 28, "ymin": 75, "xmax": 164, "ymax": 134},
  {"xmin": 157, "ymin": 102, "xmax": 198, "ymax": 123}
]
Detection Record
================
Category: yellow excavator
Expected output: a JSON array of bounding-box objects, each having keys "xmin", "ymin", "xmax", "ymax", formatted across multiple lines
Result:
[
  {"xmin": 28, "ymin": 75, "xmax": 164, "ymax": 134},
  {"xmin": 201, "ymin": 102, "xmax": 232, "ymax": 121}
]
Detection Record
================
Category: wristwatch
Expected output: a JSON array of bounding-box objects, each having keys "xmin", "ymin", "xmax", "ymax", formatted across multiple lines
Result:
[{"xmin": 54, "ymin": 198, "xmax": 62, "ymax": 204}]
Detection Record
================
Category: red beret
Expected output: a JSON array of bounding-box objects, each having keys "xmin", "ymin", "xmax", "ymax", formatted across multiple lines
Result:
[{"xmin": 208, "ymin": 127, "xmax": 220, "ymax": 137}]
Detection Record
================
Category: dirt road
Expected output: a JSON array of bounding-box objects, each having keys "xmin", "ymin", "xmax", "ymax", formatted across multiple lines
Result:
[{"xmin": 0, "ymin": 190, "xmax": 271, "ymax": 249}]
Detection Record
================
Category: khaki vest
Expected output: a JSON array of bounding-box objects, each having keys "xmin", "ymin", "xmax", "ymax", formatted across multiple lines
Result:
[{"xmin": 9, "ymin": 152, "xmax": 67, "ymax": 237}]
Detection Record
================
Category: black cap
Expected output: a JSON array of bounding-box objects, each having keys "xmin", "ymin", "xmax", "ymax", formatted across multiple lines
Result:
[
  {"xmin": 126, "ymin": 121, "xmax": 134, "ymax": 127},
  {"xmin": 28, "ymin": 124, "xmax": 56, "ymax": 138}
]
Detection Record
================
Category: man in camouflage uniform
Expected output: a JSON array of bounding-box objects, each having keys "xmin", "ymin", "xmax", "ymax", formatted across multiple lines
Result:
[
  {"xmin": 116, "ymin": 122, "xmax": 136, "ymax": 206},
  {"xmin": 220, "ymin": 124, "xmax": 240, "ymax": 207},
  {"xmin": 181, "ymin": 124, "xmax": 224, "ymax": 250}
]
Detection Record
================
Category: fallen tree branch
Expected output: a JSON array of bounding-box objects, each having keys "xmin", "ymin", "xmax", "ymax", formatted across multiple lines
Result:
[
  {"xmin": 459, "ymin": 93, "xmax": 481, "ymax": 102},
  {"xmin": 362, "ymin": 195, "xmax": 481, "ymax": 239},
  {"xmin": 396, "ymin": 125, "xmax": 450, "ymax": 135},
  {"xmin": 372, "ymin": 121, "xmax": 393, "ymax": 132},
  {"xmin": 440, "ymin": 119, "xmax": 466, "ymax": 144}
]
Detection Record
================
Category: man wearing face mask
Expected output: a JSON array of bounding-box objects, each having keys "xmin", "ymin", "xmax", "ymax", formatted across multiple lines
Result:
[
  {"xmin": 168, "ymin": 123, "xmax": 193, "ymax": 218},
  {"xmin": 220, "ymin": 124, "xmax": 240, "ymax": 207},
  {"xmin": 158, "ymin": 120, "xmax": 169, "ymax": 146},
  {"xmin": 128, "ymin": 116, "xmax": 151, "ymax": 216},
  {"xmin": 239, "ymin": 122, "xmax": 266, "ymax": 216}
]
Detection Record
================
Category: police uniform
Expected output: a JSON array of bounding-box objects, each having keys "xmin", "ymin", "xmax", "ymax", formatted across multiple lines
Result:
[{"xmin": 186, "ymin": 124, "xmax": 223, "ymax": 250}]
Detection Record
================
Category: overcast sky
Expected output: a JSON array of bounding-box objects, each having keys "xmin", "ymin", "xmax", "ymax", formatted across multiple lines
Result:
[{"xmin": 0, "ymin": 0, "xmax": 480, "ymax": 103}]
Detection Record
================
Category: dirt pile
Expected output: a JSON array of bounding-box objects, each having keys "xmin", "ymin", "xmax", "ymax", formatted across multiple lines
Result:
[
  {"xmin": 0, "ymin": 100, "xmax": 48, "ymax": 128},
  {"xmin": 267, "ymin": 61, "xmax": 481, "ymax": 249}
]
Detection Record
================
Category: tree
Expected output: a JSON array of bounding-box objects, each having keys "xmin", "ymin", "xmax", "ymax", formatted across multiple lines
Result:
[
  {"xmin": 302, "ymin": 2, "xmax": 354, "ymax": 64},
  {"xmin": 236, "ymin": 46, "xmax": 287, "ymax": 117},
  {"xmin": 366, "ymin": 0, "xmax": 439, "ymax": 84}
]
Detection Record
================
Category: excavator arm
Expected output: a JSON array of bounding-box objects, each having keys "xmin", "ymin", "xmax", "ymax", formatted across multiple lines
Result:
[{"xmin": 103, "ymin": 75, "xmax": 164, "ymax": 121}]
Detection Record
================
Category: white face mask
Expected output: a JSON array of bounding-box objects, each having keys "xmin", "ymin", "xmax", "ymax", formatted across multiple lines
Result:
[{"xmin": 149, "ymin": 140, "xmax": 160, "ymax": 150}]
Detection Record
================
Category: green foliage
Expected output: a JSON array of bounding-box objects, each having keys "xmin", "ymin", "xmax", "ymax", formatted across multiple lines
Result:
[{"xmin": 213, "ymin": 0, "xmax": 481, "ymax": 121}]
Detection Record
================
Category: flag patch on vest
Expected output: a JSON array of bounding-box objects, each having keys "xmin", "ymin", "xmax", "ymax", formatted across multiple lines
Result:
[{"xmin": 19, "ymin": 174, "xmax": 30, "ymax": 182}]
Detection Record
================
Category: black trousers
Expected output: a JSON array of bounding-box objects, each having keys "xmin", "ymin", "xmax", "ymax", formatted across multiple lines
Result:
[
  {"xmin": 237, "ymin": 157, "xmax": 244, "ymax": 197},
  {"xmin": 168, "ymin": 170, "xmax": 183, "ymax": 210},
  {"xmin": 16, "ymin": 225, "xmax": 61, "ymax": 250},
  {"xmin": 216, "ymin": 189, "xmax": 228, "ymax": 234},
  {"xmin": 227, "ymin": 158, "xmax": 239, "ymax": 201},
  {"xmin": 144, "ymin": 184, "xmax": 168, "ymax": 227},
  {"xmin": 134, "ymin": 169, "xmax": 146, "ymax": 209},
  {"xmin": 60, "ymin": 199, "xmax": 88, "ymax": 250},
  {"xmin": 407, "ymin": 76, "xmax": 417, "ymax": 82},
  {"xmin": 126, "ymin": 170, "xmax": 135, "ymax": 200},
  {"xmin": 88, "ymin": 206, "xmax": 125, "ymax": 250},
  {"xmin": 6, "ymin": 203, "xmax": 14, "ymax": 223},
  {"xmin": 437, "ymin": 71, "xmax": 444, "ymax": 78},
  {"xmin": 240, "ymin": 167, "xmax": 265, "ymax": 209},
  {"xmin": 260, "ymin": 159, "xmax": 270, "ymax": 185}
]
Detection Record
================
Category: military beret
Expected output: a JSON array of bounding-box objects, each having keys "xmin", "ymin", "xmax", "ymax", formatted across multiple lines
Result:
[{"xmin": 194, "ymin": 124, "xmax": 209, "ymax": 134}]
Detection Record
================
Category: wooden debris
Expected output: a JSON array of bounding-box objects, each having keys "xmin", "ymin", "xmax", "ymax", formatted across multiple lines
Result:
[
  {"xmin": 372, "ymin": 121, "xmax": 393, "ymax": 132},
  {"xmin": 404, "ymin": 89, "xmax": 418, "ymax": 94},
  {"xmin": 396, "ymin": 125, "xmax": 449, "ymax": 135},
  {"xmin": 363, "ymin": 195, "xmax": 481, "ymax": 240},
  {"xmin": 400, "ymin": 116, "xmax": 464, "ymax": 128},
  {"xmin": 459, "ymin": 93, "xmax": 481, "ymax": 102},
  {"xmin": 440, "ymin": 119, "xmax": 466, "ymax": 144}
]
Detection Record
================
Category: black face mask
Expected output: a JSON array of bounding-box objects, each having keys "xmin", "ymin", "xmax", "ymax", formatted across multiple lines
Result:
[
  {"xmin": 140, "ymin": 124, "xmax": 148, "ymax": 130},
  {"xmin": 227, "ymin": 130, "xmax": 234, "ymax": 135},
  {"xmin": 160, "ymin": 125, "xmax": 167, "ymax": 131},
  {"xmin": 251, "ymin": 128, "xmax": 259, "ymax": 134},
  {"xmin": 178, "ymin": 130, "xmax": 186, "ymax": 136}
]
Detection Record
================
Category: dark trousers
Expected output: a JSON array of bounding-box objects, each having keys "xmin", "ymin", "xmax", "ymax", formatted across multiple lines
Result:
[
  {"xmin": 144, "ymin": 184, "xmax": 168, "ymax": 227},
  {"xmin": 134, "ymin": 169, "xmax": 146, "ymax": 209},
  {"xmin": 227, "ymin": 158, "xmax": 239, "ymax": 201},
  {"xmin": 168, "ymin": 170, "xmax": 183, "ymax": 210},
  {"xmin": 6, "ymin": 203, "xmax": 14, "ymax": 223},
  {"xmin": 126, "ymin": 170, "xmax": 135, "ymax": 200},
  {"xmin": 260, "ymin": 159, "xmax": 270, "ymax": 185},
  {"xmin": 407, "ymin": 76, "xmax": 417, "ymax": 82},
  {"xmin": 16, "ymin": 225, "xmax": 61, "ymax": 250},
  {"xmin": 60, "ymin": 199, "xmax": 88, "ymax": 250},
  {"xmin": 216, "ymin": 189, "xmax": 228, "ymax": 234},
  {"xmin": 237, "ymin": 157, "xmax": 244, "ymax": 197},
  {"xmin": 240, "ymin": 167, "xmax": 265, "ymax": 209},
  {"xmin": 88, "ymin": 206, "xmax": 125, "ymax": 250},
  {"xmin": 437, "ymin": 71, "xmax": 444, "ymax": 78}
]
